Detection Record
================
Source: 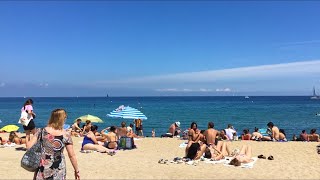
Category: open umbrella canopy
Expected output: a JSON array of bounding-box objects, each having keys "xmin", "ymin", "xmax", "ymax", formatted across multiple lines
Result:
[
  {"xmin": 74, "ymin": 114, "xmax": 104, "ymax": 123},
  {"xmin": 1, "ymin": 124, "xmax": 19, "ymax": 132},
  {"xmin": 107, "ymin": 105, "xmax": 147, "ymax": 120}
]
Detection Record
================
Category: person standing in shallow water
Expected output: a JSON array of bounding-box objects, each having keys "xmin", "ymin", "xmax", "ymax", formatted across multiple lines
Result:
[
  {"xmin": 21, "ymin": 99, "xmax": 36, "ymax": 142},
  {"xmin": 26, "ymin": 109, "xmax": 80, "ymax": 180}
]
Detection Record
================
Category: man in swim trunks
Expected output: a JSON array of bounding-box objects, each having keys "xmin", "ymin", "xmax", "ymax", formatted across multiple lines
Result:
[{"xmin": 203, "ymin": 122, "xmax": 219, "ymax": 146}]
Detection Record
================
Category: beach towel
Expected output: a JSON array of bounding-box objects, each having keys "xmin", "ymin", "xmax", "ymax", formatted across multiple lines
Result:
[
  {"xmin": 179, "ymin": 142, "xmax": 187, "ymax": 148},
  {"xmin": 259, "ymin": 128, "xmax": 269, "ymax": 137},
  {"xmin": 204, "ymin": 158, "xmax": 227, "ymax": 164},
  {"xmin": 224, "ymin": 157, "xmax": 258, "ymax": 168}
]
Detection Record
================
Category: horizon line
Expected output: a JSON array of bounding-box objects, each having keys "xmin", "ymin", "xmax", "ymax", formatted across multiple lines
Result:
[{"xmin": 0, "ymin": 95, "xmax": 315, "ymax": 98}]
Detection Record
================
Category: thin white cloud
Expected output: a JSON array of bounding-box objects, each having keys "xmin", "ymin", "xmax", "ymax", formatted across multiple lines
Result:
[
  {"xmin": 39, "ymin": 83, "xmax": 49, "ymax": 88},
  {"xmin": 155, "ymin": 88, "xmax": 232, "ymax": 92},
  {"xmin": 216, "ymin": 88, "xmax": 231, "ymax": 92},
  {"xmin": 279, "ymin": 40, "xmax": 320, "ymax": 46},
  {"xmin": 200, "ymin": 88, "xmax": 213, "ymax": 92},
  {"xmin": 95, "ymin": 60, "xmax": 320, "ymax": 86},
  {"xmin": 0, "ymin": 82, "xmax": 5, "ymax": 87},
  {"xmin": 155, "ymin": 88, "xmax": 179, "ymax": 92}
]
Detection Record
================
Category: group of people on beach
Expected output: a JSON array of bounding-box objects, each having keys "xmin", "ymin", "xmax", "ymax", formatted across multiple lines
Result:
[
  {"xmin": 1, "ymin": 98, "xmax": 319, "ymax": 179},
  {"xmin": 164, "ymin": 120, "xmax": 320, "ymax": 166},
  {"xmin": 72, "ymin": 119, "xmax": 142, "ymax": 154},
  {"xmin": 163, "ymin": 120, "xmax": 319, "ymax": 143},
  {"xmin": 178, "ymin": 121, "xmax": 253, "ymax": 166}
]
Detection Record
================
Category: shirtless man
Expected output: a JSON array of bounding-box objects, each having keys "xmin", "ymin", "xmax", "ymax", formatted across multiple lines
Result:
[
  {"xmin": 72, "ymin": 119, "xmax": 82, "ymax": 132},
  {"xmin": 309, "ymin": 129, "xmax": 320, "ymax": 142},
  {"xmin": 117, "ymin": 122, "xmax": 127, "ymax": 138},
  {"xmin": 168, "ymin": 121, "xmax": 181, "ymax": 136},
  {"xmin": 263, "ymin": 122, "xmax": 280, "ymax": 141},
  {"xmin": 203, "ymin": 122, "xmax": 219, "ymax": 146},
  {"xmin": 104, "ymin": 126, "xmax": 118, "ymax": 149}
]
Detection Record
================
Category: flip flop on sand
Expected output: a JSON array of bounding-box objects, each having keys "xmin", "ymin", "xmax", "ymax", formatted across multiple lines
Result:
[
  {"xmin": 158, "ymin": 159, "xmax": 164, "ymax": 164},
  {"xmin": 108, "ymin": 151, "xmax": 116, "ymax": 156},
  {"xmin": 268, "ymin": 155, "xmax": 274, "ymax": 160},
  {"xmin": 15, "ymin": 147, "xmax": 27, "ymax": 151},
  {"xmin": 258, "ymin": 154, "xmax": 266, "ymax": 159}
]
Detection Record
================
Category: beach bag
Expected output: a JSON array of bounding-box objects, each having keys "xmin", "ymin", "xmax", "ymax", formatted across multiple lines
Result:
[
  {"xmin": 119, "ymin": 137, "xmax": 134, "ymax": 149},
  {"xmin": 21, "ymin": 128, "xmax": 43, "ymax": 172},
  {"xmin": 18, "ymin": 111, "xmax": 31, "ymax": 126}
]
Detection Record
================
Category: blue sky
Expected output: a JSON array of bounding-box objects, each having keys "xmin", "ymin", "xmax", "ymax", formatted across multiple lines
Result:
[{"xmin": 1, "ymin": 1, "xmax": 320, "ymax": 96}]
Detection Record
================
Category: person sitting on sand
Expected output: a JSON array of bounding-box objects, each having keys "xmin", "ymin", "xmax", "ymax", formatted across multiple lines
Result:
[
  {"xmin": 203, "ymin": 122, "xmax": 219, "ymax": 146},
  {"xmin": 72, "ymin": 119, "xmax": 82, "ymax": 133},
  {"xmin": 82, "ymin": 120, "xmax": 92, "ymax": 136},
  {"xmin": 81, "ymin": 125, "xmax": 111, "ymax": 153},
  {"xmin": 279, "ymin": 129, "xmax": 287, "ymax": 141},
  {"xmin": 161, "ymin": 122, "xmax": 181, "ymax": 138},
  {"xmin": 126, "ymin": 124, "xmax": 140, "ymax": 138},
  {"xmin": 263, "ymin": 122, "xmax": 280, "ymax": 141},
  {"xmin": 225, "ymin": 124, "xmax": 237, "ymax": 140},
  {"xmin": 0, "ymin": 137, "xmax": 7, "ymax": 145},
  {"xmin": 229, "ymin": 145, "xmax": 253, "ymax": 166},
  {"xmin": 241, "ymin": 129, "xmax": 251, "ymax": 140},
  {"xmin": 308, "ymin": 129, "xmax": 319, "ymax": 142},
  {"xmin": 8, "ymin": 131, "xmax": 26, "ymax": 145},
  {"xmin": 100, "ymin": 127, "xmax": 110, "ymax": 135},
  {"xmin": 217, "ymin": 129, "xmax": 229, "ymax": 141},
  {"xmin": 104, "ymin": 126, "xmax": 119, "ymax": 149},
  {"xmin": 251, "ymin": 127, "xmax": 263, "ymax": 140},
  {"xmin": 185, "ymin": 141, "xmax": 207, "ymax": 160},
  {"xmin": 204, "ymin": 141, "xmax": 231, "ymax": 161},
  {"xmin": 185, "ymin": 122, "xmax": 203, "ymax": 156},
  {"xmin": 117, "ymin": 122, "xmax": 127, "ymax": 138},
  {"xmin": 297, "ymin": 130, "xmax": 309, "ymax": 141},
  {"xmin": 169, "ymin": 121, "xmax": 181, "ymax": 137}
]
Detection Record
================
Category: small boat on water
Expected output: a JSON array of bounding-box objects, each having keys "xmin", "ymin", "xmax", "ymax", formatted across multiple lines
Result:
[
  {"xmin": 310, "ymin": 87, "xmax": 320, "ymax": 100},
  {"xmin": 245, "ymin": 96, "xmax": 250, "ymax": 99}
]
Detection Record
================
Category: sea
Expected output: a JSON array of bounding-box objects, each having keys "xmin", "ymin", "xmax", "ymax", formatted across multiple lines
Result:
[{"xmin": 0, "ymin": 96, "xmax": 319, "ymax": 138}]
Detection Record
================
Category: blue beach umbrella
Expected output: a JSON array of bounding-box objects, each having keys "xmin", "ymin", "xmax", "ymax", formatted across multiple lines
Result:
[{"xmin": 107, "ymin": 105, "xmax": 147, "ymax": 120}]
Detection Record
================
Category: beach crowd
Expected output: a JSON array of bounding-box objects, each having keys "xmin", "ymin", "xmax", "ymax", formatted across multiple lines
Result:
[{"xmin": 0, "ymin": 98, "xmax": 319, "ymax": 180}]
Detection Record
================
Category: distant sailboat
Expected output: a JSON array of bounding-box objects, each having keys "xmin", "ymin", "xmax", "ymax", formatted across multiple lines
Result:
[{"xmin": 310, "ymin": 87, "xmax": 320, "ymax": 100}]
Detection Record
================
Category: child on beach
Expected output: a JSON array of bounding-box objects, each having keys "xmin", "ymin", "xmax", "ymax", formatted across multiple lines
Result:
[{"xmin": 152, "ymin": 129, "xmax": 155, "ymax": 137}]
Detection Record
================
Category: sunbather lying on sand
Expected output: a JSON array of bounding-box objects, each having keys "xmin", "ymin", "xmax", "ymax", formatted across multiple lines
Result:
[
  {"xmin": 229, "ymin": 145, "xmax": 253, "ymax": 166},
  {"xmin": 9, "ymin": 131, "xmax": 26, "ymax": 145},
  {"xmin": 204, "ymin": 141, "xmax": 231, "ymax": 161}
]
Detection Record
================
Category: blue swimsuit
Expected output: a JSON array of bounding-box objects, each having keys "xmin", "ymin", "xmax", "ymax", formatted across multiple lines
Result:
[{"xmin": 81, "ymin": 135, "xmax": 94, "ymax": 150}]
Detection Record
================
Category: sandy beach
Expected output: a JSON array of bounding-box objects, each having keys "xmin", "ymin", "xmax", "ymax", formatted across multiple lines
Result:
[{"xmin": 0, "ymin": 133, "xmax": 320, "ymax": 179}]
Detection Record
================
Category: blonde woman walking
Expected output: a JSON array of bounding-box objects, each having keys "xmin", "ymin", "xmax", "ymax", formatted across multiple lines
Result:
[{"xmin": 26, "ymin": 109, "xmax": 80, "ymax": 180}]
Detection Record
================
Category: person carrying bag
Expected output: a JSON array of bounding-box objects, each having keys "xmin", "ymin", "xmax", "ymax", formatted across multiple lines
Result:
[{"xmin": 21, "ymin": 128, "xmax": 43, "ymax": 172}]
